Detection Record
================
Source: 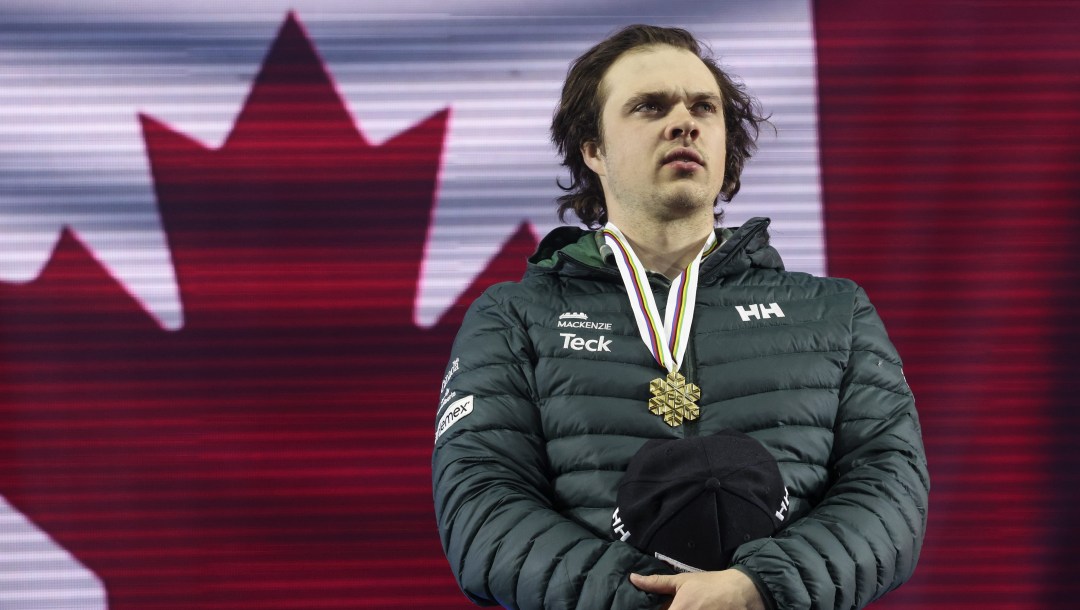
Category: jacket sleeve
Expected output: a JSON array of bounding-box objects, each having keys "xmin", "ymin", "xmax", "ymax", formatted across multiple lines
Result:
[
  {"xmin": 431, "ymin": 287, "xmax": 671, "ymax": 610},
  {"xmin": 730, "ymin": 287, "xmax": 930, "ymax": 610}
]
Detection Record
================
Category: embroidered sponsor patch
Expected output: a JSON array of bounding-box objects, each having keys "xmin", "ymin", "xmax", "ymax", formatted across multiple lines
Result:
[
  {"xmin": 440, "ymin": 357, "xmax": 460, "ymax": 392},
  {"xmin": 734, "ymin": 302, "xmax": 786, "ymax": 322},
  {"xmin": 556, "ymin": 311, "xmax": 612, "ymax": 331},
  {"xmin": 559, "ymin": 333, "xmax": 612, "ymax": 352},
  {"xmin": 438, "ymin": 389, "xmax": 457, "ymax": 411},
  {"xmin": 435, "ymin": 394, "xmax": 473, "ymax": 443}
]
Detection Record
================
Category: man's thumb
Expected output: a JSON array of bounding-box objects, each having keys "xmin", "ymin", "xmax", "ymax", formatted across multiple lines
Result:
[{"xmin": 630, "ymin": 572, "xmax": 680, "ymax": 594}]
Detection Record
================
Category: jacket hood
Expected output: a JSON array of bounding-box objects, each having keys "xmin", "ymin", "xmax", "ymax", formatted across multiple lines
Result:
[{"xmin": 525, "ymin": 217, "xmax": 783, "ymax": 282}]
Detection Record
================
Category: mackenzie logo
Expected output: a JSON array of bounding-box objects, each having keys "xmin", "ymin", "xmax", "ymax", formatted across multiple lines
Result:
[{"xmin": 557, "ymin": 312, "xmax": 613, "ymax": 331}]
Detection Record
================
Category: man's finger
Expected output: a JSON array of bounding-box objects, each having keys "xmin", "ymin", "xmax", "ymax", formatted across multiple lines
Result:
[{"xmin": 629, "ymin": 572, "xmax": 682, "ymax": 594}]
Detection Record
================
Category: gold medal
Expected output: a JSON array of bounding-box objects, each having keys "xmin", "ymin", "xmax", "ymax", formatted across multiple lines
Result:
[
  {"xmin": 648, "ymin": 371, "xmax": 701, "ymax": 427},
  {"xmin": 603, "ymin": 224, "xmax": 717, "ymax": 427}
]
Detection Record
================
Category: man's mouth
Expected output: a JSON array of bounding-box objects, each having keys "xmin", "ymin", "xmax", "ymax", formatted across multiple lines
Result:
[{"xmin": 661, "ymin": 148, "xmax": 705, "ymax": 170}]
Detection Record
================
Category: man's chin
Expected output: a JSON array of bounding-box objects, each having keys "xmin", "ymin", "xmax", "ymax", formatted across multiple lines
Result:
[{"xmin": 655, "ymin": 189, "xmax": 717, "ymax": 219}]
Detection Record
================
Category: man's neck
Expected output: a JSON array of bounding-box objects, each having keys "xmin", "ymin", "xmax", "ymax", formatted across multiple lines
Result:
[{"xmin": 610, "ymin": 216, "xmax": 714, "ymax": 280}]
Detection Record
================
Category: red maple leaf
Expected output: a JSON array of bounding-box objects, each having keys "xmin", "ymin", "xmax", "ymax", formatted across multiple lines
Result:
[{"xmin": 0, "ymin": 13, "xmax": 536, "ymax": 609}]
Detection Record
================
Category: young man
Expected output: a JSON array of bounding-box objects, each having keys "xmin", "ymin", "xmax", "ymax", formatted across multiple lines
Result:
[{"xmin": 432, "ymin": 25, "xmax": 929, "ymax": 610}]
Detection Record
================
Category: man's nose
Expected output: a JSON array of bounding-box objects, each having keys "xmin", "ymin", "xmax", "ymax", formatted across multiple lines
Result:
[{"xmin": 665, "ymin": 106, "xmax": 699, "ymax": 141}]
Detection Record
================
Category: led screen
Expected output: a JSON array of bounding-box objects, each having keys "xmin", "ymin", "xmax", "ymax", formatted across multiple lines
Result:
[{"xmin": 2, "ymin": 0, "xmax": 1078, "ymax": 608}]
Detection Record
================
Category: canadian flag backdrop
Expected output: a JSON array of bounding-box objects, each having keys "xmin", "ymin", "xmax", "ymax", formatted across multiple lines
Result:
[{"xmin": 0, "ymin": 0, "xmax": 1077, "ymax": 608}]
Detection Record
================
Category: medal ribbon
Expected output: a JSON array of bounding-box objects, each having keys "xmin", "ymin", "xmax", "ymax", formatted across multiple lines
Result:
[{"xmin": 602, "ymin": 223, "xmax": 718, "ymax": 374}]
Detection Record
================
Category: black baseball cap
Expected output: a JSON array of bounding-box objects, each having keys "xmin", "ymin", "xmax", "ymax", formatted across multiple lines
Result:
[{"xmin": 612, "ymin": 430, "xmax": 788, "ymax": 572}]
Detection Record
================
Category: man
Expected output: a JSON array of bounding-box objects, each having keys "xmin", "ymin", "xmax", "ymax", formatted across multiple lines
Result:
[{"xmin": 432, "ymin": 24, "xmax": 929, "ymax": 610}]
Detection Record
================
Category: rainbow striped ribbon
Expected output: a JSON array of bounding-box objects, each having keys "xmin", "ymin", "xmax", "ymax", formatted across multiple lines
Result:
[{"xmin": 602, "ymin": 223, "xmax": 718, "ymax": 374}]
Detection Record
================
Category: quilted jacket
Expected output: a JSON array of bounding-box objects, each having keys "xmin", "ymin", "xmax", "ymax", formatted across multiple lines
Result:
[{"xmin": 432, "ymin": 217, "xmax": 929, "ymax": 609}]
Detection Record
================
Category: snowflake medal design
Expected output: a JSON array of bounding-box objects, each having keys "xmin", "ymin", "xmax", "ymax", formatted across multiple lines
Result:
[{"xmin": 648, "ymin": 371, "xmax": 701, "ymax": 427}]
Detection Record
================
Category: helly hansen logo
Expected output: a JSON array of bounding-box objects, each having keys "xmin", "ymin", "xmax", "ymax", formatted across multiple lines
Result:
[
  {"xmin": 735, "ymin": 303, "xmax": 785, "ymax": 322},
  {"xmin": 612, "ymin": 507, "xmax": 631, "ymax": 541},
  {"xmin": 775, "ymin": 486, "xmax": 790, "ymax": 522},
  {"xmin": 560, "ymin": 333, "xmax": 612, "ymax": 352}
]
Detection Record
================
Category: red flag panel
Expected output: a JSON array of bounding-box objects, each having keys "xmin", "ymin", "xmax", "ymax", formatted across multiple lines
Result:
[{"xmin": 815, "ymin": 1, "xmax": 1080, "ymax": 607}]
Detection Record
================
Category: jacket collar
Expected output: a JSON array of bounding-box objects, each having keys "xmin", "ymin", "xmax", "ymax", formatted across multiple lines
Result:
[{"xmin": 525, "ymin": 217, "xmax": 782, "ymax": 282}]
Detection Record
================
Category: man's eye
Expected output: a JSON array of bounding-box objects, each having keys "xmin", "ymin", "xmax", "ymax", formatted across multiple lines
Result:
[
  {"xmin": 634, "ymin": 102, "xmax": 661, "ymax": 113},
  {"xmin": 695, "ymin": 102, "xmax": 717, "ymax": 113}
]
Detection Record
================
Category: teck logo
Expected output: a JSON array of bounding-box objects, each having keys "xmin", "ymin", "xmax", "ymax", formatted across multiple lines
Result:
[
  {"xmin": 560, "ymin": 333, "xmax": 612, "ymax": 352},
  {"xmin": 735, "ymin": 302, "xmax": 785, "ymax": 322}
]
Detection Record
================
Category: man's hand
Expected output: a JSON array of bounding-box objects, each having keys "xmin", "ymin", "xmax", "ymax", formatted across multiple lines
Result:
[{"xmin": 630, "ymin": 569, "xmax": 765, "ymax": 610}]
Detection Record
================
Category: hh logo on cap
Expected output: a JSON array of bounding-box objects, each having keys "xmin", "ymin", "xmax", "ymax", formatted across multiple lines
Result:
[
  {"xmin": 612, "ymin": 507, "xmax": 631, "ymax": 542},
  {"xmin": 775, "ymin": 486, "xmax": 790, "ymax": 521}
]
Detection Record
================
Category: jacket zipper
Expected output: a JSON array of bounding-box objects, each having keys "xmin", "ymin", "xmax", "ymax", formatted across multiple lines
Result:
[
  {"xmin": 699, "ymin": 220, "xmax": 768, "ymax": 283},
  {"xmin": 681, "ymin": 317, "xmax": 700, "ymax": 438},
  {"xmin": 683, "ymin": 221, "xmax": 768, "ymax": 436}
]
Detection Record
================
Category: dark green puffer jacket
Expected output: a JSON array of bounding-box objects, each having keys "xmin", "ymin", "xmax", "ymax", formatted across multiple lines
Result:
[{"xmin": 432, "ymin": 218, "xmax": 929, "ymax": 610}]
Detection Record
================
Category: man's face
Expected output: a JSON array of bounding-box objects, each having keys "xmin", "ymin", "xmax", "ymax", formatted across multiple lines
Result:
[{"xmin": 582, "ymin": 45, "xmax": 727, "ymax": 225}]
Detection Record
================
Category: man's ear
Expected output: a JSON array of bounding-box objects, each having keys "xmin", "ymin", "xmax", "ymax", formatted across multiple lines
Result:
[{"xmin": 581, "ymin": 140, "xmax": 606, "ymax": 177}]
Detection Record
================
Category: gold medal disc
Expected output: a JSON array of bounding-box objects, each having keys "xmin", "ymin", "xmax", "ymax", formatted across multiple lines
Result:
[{"xmin": 648, "ymin": 371, "xmax": 701, "ymax": 427}]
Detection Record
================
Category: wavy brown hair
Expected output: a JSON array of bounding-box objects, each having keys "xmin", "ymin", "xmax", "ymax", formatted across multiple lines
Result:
[{"xmin": 551, "ymin": 25, "xmax": 769, "ymax": 228}]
